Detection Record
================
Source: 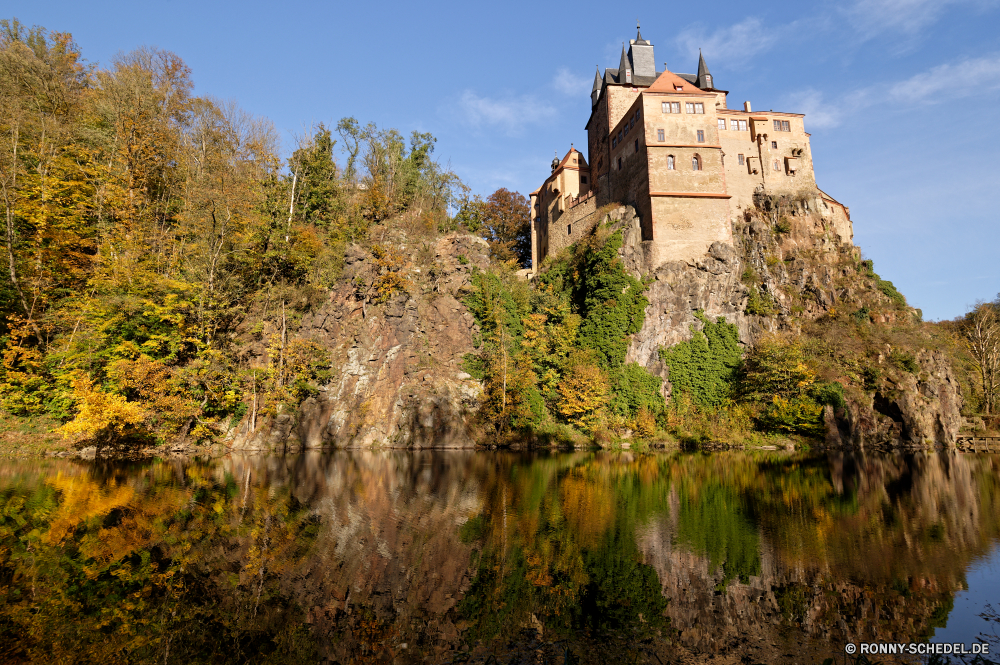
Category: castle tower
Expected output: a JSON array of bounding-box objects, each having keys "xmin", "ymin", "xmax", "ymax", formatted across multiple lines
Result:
[
  {"xmin": 628, "ymin": 25, "xmax": 656, "ymax": 79},
  {"xmin": 618, "ymin": 44, "xmax": 631, "ymax": 84},
  {"xmin": 696, "ymin": 50, "xmax": 713, "ymax": 90}
]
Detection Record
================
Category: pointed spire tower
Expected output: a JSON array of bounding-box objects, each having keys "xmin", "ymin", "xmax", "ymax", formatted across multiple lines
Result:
[
  {"xmin": 591, "ymin": 66, "xmax": 603, "ymax": 108},
  {"xmin": 618, "ymin": 43, "xmax": 631, "ymax": 84},
  {"xmin": 696, "ymin": 49, "xmax": 714, "ymax": 89},
  {"xmin": 628, "ymin": 22, "xmax": 656, "ymax": 79}
]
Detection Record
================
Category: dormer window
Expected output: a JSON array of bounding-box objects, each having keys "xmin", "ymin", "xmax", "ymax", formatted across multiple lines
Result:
[{"xmin": 674, "ymin": 85, "xmax": 683, "ymax": 91}]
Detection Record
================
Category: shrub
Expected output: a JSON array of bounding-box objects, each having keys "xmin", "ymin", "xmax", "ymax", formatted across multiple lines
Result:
[
  {"xmin": 660, "ymin": 312, "xmax": 742, "ymax": 407},
  {"xmin": 557, "ymin": 360, "xmax": 610, "ymax": 430},
  {"xmin": 745, "ymin": 285, "xmax": 777, "ymax": 316},
  {"xmin": 810, "ymin": 381, "xmax": 846, "ymax": 410},
  {"xmin": 877, "ymin": 279, "xmax": 907, "ymax": 307}
]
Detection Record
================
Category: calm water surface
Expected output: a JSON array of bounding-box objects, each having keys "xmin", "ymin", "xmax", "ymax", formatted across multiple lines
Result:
[{"xmin": 0, "ymin": 450, "xmax": 998, "ymax": 664}]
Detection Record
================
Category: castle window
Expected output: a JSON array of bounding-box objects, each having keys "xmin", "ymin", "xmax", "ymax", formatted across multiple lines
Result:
[
  {"xmin": 738, "ymin": 120, "xmax": 747, "ymax": 131},
  {"xmin": 624, "ymin": 123, "xmax": 629, "ymax": 136},
  {"xmin": 773, "ymin": 159, "xmax": 780, "ymax": 171},
  {"xmin": 674, "ymin": 85, "xmax": 683, "ymax": 91},
  {"xmin": 618, "ymin": 130, "xmax": 623, "ymax": 143},
  {"xmin": 771, "ymin": 141, "xmax": 777, "ymax": 149},
  {"xmin": 634, "ymin": 138, "xmax": 639, "ymax": 152},
  {"xmin": 773, "ymin": 120, "xmax": 791, "ymax": 131},
  {"xmin": 657, "ymin": 129, "xmax": 664, "ymax": 141},
  {"xmin": 581, "ymin": 176, "xmax": 588, "ymax": 184},
  {"xmin": 731, "ymin": 119, "xmax": 739, "ymax": 131},
  {"xmin": 697, "ymin": 130, "xmax": 705, "ymax": 143},
  {"xmin": 618, "ymin": 157, "xmax": 622, "ymax": 170},
  {"xmin": 695, "ymin": 103, "xmax": 704, "ymax": 114},
  {"xmin": 666, "ymin": 102, "xmax": 680, "ymax": 113},
  {"xmin": 635, "ymin": 109, "xmax": 641, "ymax": 121},
  {"xmin": 685, "ymin": 102, "xmax": 694, "ymax": 113},
  {"xmin": 612, "ymin": 136, "xmax": 617, "ymax": 148},
  {"xmin": 667, "ymin": 155, "xmax": 675, "ymax": 170},
  {"xmin": 718, "ymin": 119, "xmax": 726, "ymax": 130},
  {"xmin": 568, "ymin": 224, "xmax": 572, "ymax": 235},
  {"xmin": 738, "ymin": 153, "xmax": 745, "ymax": 165},
  {"xmin": 692, "ymin": 154, "xmax": 702, "ymax": 170}
]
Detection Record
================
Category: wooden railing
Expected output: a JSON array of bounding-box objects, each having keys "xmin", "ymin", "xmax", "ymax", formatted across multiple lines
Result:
[{"xmin": 956, "ymin": 436, "xmax": 1000, "ymax": 453}]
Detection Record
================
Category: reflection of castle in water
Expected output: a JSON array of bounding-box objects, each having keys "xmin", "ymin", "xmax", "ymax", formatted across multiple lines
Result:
[
  {"xmin": 4, "ymin": 450, "xmax": 995, "ymax": 663},
  {"xmin": 216, "ymin": 450, "xmax": 1000, "ymax": 662},
  {"xmin": 637, "ymin": 452, "xmax": 998, "ymax": 655}
]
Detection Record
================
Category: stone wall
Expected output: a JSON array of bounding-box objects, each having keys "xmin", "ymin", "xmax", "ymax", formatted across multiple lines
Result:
[{"xmin": 542, "ymin": 195, "xmax": 599, "ymax": 260}]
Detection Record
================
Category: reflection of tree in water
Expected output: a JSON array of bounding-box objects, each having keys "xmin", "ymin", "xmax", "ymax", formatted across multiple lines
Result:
[
  {"xmin": 0, "ymin": 459, "xmax": 322, "ymax": 663},
  {"xmin": 0, "ymin": 451, "xmax": 998, "ymax": 663},
  {"xmin": 457, "ymin": 454, "xmax": 671, "ymax": 661}
]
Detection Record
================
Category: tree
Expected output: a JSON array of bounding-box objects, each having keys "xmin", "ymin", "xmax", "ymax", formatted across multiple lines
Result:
[
  {"xmin": 476, "ymin": 188, "xmax": 531, "ymax": 267},
  {"xmin": 961, "ymin": 300, "xmax": 1000, "ymax": 414}
]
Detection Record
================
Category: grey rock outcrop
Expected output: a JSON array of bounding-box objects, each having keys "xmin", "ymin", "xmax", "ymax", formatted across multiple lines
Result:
[
  {"xmin": 228, "ymin": 234, "xmax": 489, "ymax": 451},
  {"xmin": 603, "ymin": 195, "xmax": 962, "ymax": 449}
]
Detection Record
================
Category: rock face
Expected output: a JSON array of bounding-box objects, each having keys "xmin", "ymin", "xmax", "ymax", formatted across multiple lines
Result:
[
  {"xmin": 606, "ymin": 191, "xmax": 963, "ymax": 448},
  {"xmin": 229, "ymin": 234, "xmax": 489, "ymax": 451},
  {"xmin": 229, "ymin": 190, "xmax": 961, "ymax": 451}
]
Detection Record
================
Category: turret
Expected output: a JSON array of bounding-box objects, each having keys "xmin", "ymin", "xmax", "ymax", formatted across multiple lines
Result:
[
  {"xmin": 618, "ymin": 44, "xmax": 631, "ymax": 84},
  {"xmin": 696, "ymin": 50, "xmax": 714, "ymax": 89},
  {"xmin": 628, "ymin": 24, "xmax": 655, "ymax": 79},
  {"xmin": 591, "ymin": 67, "xmax": 602, "ymax": 108}
]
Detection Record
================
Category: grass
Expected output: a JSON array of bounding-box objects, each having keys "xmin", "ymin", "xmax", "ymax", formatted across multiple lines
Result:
[{"xmin": 0, "ymin": 410, "xmax": 78, "ymax": 457}]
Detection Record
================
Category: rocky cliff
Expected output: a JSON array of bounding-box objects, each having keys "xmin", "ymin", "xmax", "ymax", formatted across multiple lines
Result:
[
  {"xmin": 228, "ymin": 233, "xmax": 489, "ymax": 451},
  {"xmin": 227, "ymin": 185, "xmax": 961, "ymax": 451},
  {"xmin": 612, "ymin": 189, "xmax": 962, "ymax": 449}
]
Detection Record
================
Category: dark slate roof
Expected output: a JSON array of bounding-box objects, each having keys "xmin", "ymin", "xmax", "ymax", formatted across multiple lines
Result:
[
  {"xmin": 676, "ymin": 73, "xmax": 697, "ymax": 85},
  {"xmin": 592, "ymin": 67, "xmax": 602, "ymax": 93},
  {"xmin": 634, "ymin": 26, "xmax": 650, "ymax": 46},
  {"xmin": 618, "ymin": 45, "xmax": 630, "ymax": 76},
  {"xmin": 603, "ymin": 68, "xmax": 662, "ymax": 87},
  {"xmin": 696, "ymin": 51, "xmax": 711, "ymax": 87}
]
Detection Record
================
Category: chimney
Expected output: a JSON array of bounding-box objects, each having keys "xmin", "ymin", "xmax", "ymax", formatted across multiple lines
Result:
[{"xmin": 744, "ymin": 101, "xmax": 752, "ymax": 112}]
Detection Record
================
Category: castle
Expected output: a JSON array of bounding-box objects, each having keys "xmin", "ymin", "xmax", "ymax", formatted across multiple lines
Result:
[{"xmin": 529, "ymin": 27, "xmax": 853, "ymax": 270}]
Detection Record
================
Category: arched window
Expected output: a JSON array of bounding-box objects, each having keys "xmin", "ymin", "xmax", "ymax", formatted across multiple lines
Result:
[
  {"xmin": 692, "ymin": 154, "xmax": 702, "ymax": 171},
  {"xmin": 667, "ymin": 155, "xmax": 675, "ymax": 170}
]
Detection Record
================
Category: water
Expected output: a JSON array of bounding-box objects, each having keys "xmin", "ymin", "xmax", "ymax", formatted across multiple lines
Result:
[{"xmin": 0, "ymin": 450, "xmax": 997, "ymax": 664}]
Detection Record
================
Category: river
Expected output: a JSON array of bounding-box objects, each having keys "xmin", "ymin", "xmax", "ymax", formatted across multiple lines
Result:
[{"xmin": 0, "ymin": 450, "xmax": 997, "ymax": 664}]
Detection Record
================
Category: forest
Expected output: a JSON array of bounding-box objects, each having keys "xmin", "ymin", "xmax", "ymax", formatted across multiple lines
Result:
[{"xmin": 1, "ymin": 18, "xmax": 998, "ymax": 451}]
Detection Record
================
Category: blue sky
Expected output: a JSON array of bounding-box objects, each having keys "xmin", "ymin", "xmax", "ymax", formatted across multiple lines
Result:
[{"xmin": 15, "ymin": 0, "xmax": 1000, "ymax": 320}]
